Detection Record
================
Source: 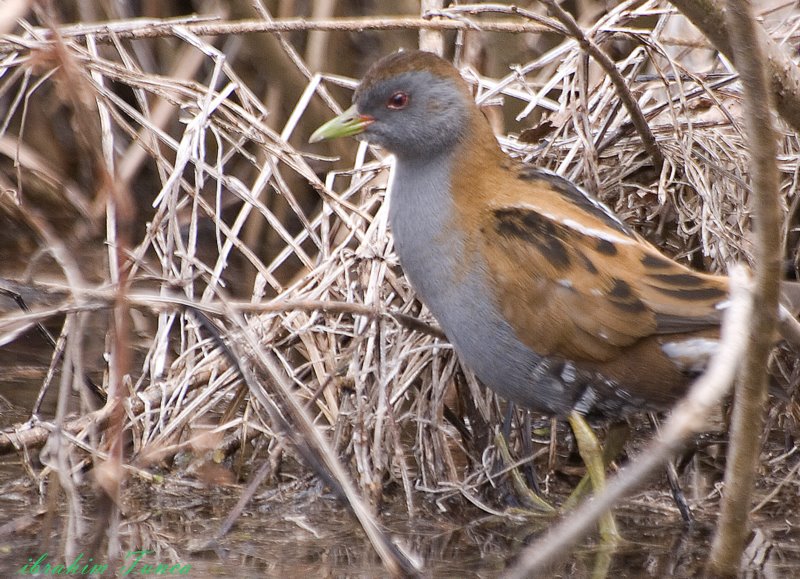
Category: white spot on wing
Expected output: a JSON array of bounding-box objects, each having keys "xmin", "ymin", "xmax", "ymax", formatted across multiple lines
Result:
[
  {"xmin": 560, "ymin": 217, "xmax": 634, "ymax": 246},
  {"xmin": 661, "ymin": 338, "xmax": 719, "ymax": 373},
  {"xmin": 501, "ymin": 202, "xmax": 635, "ymax": 246},
  {"xmin": 527, "ymin": 168, "xmax": 628, "ymax": 229}
]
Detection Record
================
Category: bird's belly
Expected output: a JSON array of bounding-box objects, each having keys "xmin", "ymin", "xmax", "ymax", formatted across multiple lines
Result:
[
  {"xmin": 392, "ymin": 217, "xmax": 580, "ymax": 414},
  {"xmin": 394, "ymin": 231, "xmax": 666, "ymax": 416}
]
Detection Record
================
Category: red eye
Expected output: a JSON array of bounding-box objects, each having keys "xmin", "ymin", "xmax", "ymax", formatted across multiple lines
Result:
[{"xmin": 387, "ymin": 92, "xmax": 409, "ymax": 110}]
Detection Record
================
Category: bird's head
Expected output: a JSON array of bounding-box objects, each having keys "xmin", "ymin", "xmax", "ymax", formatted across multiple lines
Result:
[{"xmin": 310, "ymin": 50, "xmax": 474, "ymax": 160}]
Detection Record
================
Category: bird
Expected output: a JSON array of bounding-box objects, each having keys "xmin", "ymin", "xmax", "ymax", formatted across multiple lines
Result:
[{"xmin": 309, "ymin": 49, "xmax": 798, "ymax": 421}]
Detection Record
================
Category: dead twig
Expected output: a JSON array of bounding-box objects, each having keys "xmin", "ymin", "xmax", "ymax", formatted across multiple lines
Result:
[
  {"xmin": 542, "ymin": 0, "xmax": 664, "ymax": 172},
  {"xmin": 708, "ymin": 0, "xmax": 781, "ymax": 574},
  {"xmin": 503, "ymin": 267, "xmax": 753, "ymax": 578},
  {"xmin": 668, "ymin": 0, "xmax": 800, "ymax": 136}
]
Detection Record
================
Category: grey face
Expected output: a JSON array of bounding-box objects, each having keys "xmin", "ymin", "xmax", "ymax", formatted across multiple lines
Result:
[{"xmin": 353, "ymin": 71, "xmax": 470, "ymax": 160}]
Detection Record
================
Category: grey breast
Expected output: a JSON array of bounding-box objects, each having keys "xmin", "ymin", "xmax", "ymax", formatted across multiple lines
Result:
[{"xmin": 386, "ymin": 153, "xmax": 585, "ymax": 415}]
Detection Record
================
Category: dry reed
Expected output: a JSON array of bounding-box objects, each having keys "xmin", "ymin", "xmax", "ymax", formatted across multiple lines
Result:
[{"xmin": 1, "ymin": 0, "xmax": 800, "ymax": 573}]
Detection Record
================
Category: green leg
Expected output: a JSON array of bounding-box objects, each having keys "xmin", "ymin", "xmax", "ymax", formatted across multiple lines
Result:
[
  {"xmin": 494, "ymin": 431, "xmax": 556, "ymax": 514},
  {"xmin": 567, "ymin": 411, "xmax": 621, "ymax": 544},
  {"xmin": 563, "ymin": 421, "xmax": 629, "ymax": 510}
]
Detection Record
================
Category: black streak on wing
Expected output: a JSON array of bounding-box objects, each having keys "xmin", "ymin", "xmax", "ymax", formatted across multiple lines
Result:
[
  {"xmin": 493, "ymin": 207, "xmax": 571, "ymax": 269},
  {"xmin": 517, "ymin": 167, "xmax": 633, "ymax": 235},
  {"xmin": 611, "ymin": 299, "xmax": 648, "ymax": 313},
  {"xmin": 642, "ymin": 253, "xmax": 675, "ymax": 269},
  {"xmin": 609, "ymin": 279, "xmax": 632, "ymax": 298},
  {"xmin": 655, "ymin": 312, "xmax": 722, "ymax": 332},
  {"xmin": 650, "ymin": 273, "xmax": 707, "ymax": 287},
  {"xmin": 594, "ymin": 238, "xmax": 618, "ymax": 255},
  {"xmin": 576, "ymin": 250, "xmax": 599, "ymax": 274},
  {"xmin": 651, "ymin": 285, "xmax": 728, "ymax": 301},
  {"xmin": 608, "ymin": 278, "xmax": 648, "ymax": 313}
]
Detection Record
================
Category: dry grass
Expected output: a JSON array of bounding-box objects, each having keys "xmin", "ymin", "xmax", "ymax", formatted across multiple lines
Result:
[{"xmin": 2, "ymin": 0, "xmax": 800, "ymax": 571}]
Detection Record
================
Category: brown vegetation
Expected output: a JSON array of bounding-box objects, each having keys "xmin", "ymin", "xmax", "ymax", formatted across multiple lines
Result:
[{"xmin": 2, "ymin": 1, "xmax": 800, "ymax": 576}]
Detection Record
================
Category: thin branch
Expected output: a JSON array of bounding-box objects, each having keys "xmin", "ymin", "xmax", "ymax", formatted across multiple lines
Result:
[
  {"xmin": 1, "ymin": 16, "xmax": 552, "ymax": 53},
  {"xmin": 668, "ymin": 0, "xmax": 800, "ymax": 136},
  {"xmin": 420, "ymin": 0, "xmax": 446, "ymax": 55},
  {"xmin": 0, "ymin": 291, "xmax": 447, "ymax": 349},
  {"xmin": 502, "ymin": 267, "xmax": 753, "ymax": 578},
  {"xmin": 201, "ymin": 300, "xmax": 422, "ymax": 577},
  {"xmin": 708, "ymin": 0, "xmax": 781, "ymax": 574},
  {"xmin": 542, "ymin": 0, "xmax": 664, "ymax": 172},
  {"xmin": 0, "ymin": 348, "xmax": 232, "ymax": 456}
]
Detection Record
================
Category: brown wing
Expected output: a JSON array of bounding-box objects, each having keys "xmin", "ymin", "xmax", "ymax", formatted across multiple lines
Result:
[{"xmin": 482, "ymin": 202, "xmax": 728, "ymax": 363}]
